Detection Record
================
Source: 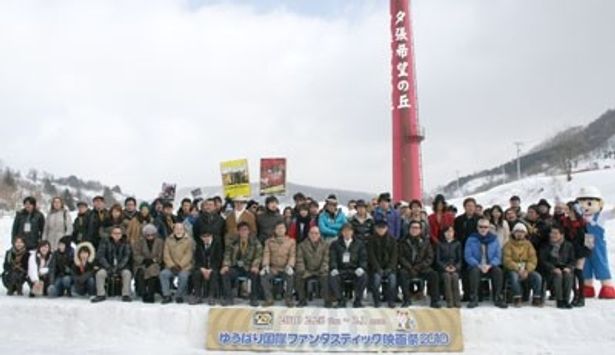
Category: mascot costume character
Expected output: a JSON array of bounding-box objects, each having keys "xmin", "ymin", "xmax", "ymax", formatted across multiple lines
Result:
[{"xmin": 576, "ymin": 186, "xmax": 615, "ymax": 299}]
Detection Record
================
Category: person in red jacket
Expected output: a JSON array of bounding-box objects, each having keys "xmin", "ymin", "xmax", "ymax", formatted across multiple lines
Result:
[
  {"xmin": 428, "ymin": 194, "xmax": 455, "ymax": 246},
  {"xmin": 288, "ymin": 204, "xmax": 317, "ymax": 244}
]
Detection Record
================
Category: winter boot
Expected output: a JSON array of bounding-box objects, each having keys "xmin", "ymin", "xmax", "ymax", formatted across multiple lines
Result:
[
  {"xmin": 583, "ymin": 285, "xmax": 596, "ymax": 298},
  {"xmin": 598, "ymin": 285, "xmax": 615, "ymax": 299}
]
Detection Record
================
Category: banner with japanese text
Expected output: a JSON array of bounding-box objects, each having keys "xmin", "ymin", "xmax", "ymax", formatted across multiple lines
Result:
[
  {"xmin": 206, "ymin": 308, "xmax": 463, "ymax": 352},
  {"xmin": 260, "ymin": 158, "xmax": 287, "ymax": 195},
  {"xmin": 220, "ymin": 159, "xmax": 251, "ymax": 198}
]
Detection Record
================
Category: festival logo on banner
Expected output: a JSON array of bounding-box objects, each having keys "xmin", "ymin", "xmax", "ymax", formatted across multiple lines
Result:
[
  {"xmin": 159, "ymin": 183, "xmax": 176, "ymax": 201},
  {"xmin": 206, "ymin": 308, "xmax": 463, "ymax": 352},
  {"xmin": 220, "ymin": 159, "xmax": 251, "ymax": 198},
  {"xmin": 260, "ymin": 158, "xmax": 286, "ymax": 196}
]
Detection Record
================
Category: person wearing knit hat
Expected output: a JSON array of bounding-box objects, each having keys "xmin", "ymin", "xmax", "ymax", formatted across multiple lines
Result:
[
  {"xmin": 132, "ymin": 223, "xmax": 164, "ymax": 303},
  {"xmin": 503, "ymin": 222, "xmax": 543, "ymax": 307},
  {"xmin": 329, "ymin": 221, "xmax": 368, "ymax": 308}
]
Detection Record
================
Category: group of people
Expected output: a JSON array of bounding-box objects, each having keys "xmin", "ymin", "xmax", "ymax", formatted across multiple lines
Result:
[{"xmin": 1, "ymin": 189, "xmax": 612, "ymax": 310}]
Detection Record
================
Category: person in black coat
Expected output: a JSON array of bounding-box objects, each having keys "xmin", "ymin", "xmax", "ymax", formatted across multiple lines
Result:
[
  {"xmin": 190, "ymin": 232, "xmax": 223, "ymax": 305},
  {"xmin": 435, "ymin": 225, "xmax": 462, "ymax": 308},
  {"xmin": 524, "ymin": 205, "xmax": 551, "ymax": 252},
  {"xmin": 87, "ymin": 196, "xmax": 109, "ymax": 249},
  {"xmin": 329, "ymin": 224, "xmax": 368, "ymax": 308},
  {"xmin": 73, "ymin": 202, "xmax": 93, "ymax": 244},
  {"xmin": 367, "ymin": 221, "xmax": 398, "ymax": 308},
  {"xmin": 156, "ymin": 201, "xmax": 177, "ymax": 239},
  {"xmin": 539, "ymin": 224, "xmax": 576, "ymax": 309},
  {"xmin": 453, "ymin": 198, "xmax": 479, "ymax": 301},
  {"xmin": 91, "ymin": 226, "xmax": 132, "ymax": 303},
  {"xmin": 399, "ymin": 220, "xmax": 442, "ymax": 308},
  {"xmin": 48, "ymin": 236, "xmax": 74, "ymax": 297},
  {"xmin": 193, "ymin": 198, "xmax": 226, "ymax": 245},
  {"xmin": 2, "ymin": 236, "xmax": 29, "ymax": 295},
  {"xmin": 11, "ymin": 196, "xmax": 45, "ymax": 250},
  {"xmin": 72, "ymin": 242, "xmax": 96, "ymax": 296}
]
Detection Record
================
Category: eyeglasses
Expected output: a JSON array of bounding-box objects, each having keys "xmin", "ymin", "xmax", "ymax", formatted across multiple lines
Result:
[
  {"xmin": 144, "ymin": 233, "xmax": 155, "ymax": 237},
  {"xmin": 478, "ymin": 226, "xmax": 490, "ymax": 229}
]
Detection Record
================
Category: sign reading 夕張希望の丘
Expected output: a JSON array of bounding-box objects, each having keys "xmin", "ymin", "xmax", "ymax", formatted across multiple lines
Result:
[
  {"xmin": 220, "ymin": 159, "xmax": 251, "ymax": 198},
  {"xmin": 206, "ymin": 307, "xmax": 463, "ymax": 352}
]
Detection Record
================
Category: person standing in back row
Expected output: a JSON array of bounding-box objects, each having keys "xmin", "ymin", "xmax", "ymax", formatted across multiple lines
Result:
[
  {"xmin": 256, "ymin": 196, "xmax": 284, "ymax": 244},
  {"xmin": 12, "ymin": 196, "xmax": 45, "ymax": 251},
  {"xmin": 43, "ymin": 197, "xmax": 73, "ymax": 251},
  {"xmin": 373, "ymin": 193, "xmax": 401, "ymax": 239},
  {"xmin": 318, "ymin": 195, "xmax": 347, "ymax": 243}
]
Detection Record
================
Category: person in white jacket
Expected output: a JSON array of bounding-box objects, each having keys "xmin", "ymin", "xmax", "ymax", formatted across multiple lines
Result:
[
  {"xmin": 43, "ymin": 197, "xmax": 73, "ymax": 251},
  {"xmin": 28, "ymin": 240, "xmax": 53, "ymax": 297}
]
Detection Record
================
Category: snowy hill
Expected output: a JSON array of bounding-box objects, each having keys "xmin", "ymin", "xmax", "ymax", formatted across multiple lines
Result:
[
  {"xmin": 0, "ymin": 163, "xmax": 133, "ymax": 214},
  {"xmin": 448, "ymin": 167, "xmax": 615, "ymax": 211},
  {"xmin": 437, "ymin": 109, "xmax": 615, "ymax": 198}
]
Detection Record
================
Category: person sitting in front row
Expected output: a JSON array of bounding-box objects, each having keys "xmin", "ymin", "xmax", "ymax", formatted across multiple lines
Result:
[
  {"xmin": 399, "ymin": 221, "xmax": 441, "ymax": 308},
  {"xmin": 92, "ymin": 226, "xmax": 132, "ymax": 303},
  {"xmin": 27, "ymin": 240, "xmax": 52, "ymax": 297},
  {"xmin": 295, "ymin": 226, "xmax": 330, "ymax": 308},
  {"xmin": 190, "ymin": 232, "xmax": 222, "ymax": 305},
  {"xmin": 503, "ymin": 223, "xmax": 544, "ymax": 307},
  {"xmin": 464, "ymin": 218, "xmax": 508, "ymax": 309},
  {"xmin": 2, "ymin": 236, "xmax": 29, "ymax": 296},
  {"xmin": 72, "ymin": 242, "xmax": 96, "ymax": 297},
  {"xmin": 367, "ymin": 221, "xmax": 398, "ymax": 308},
  {"xmin": 261, "ymin": 221, "xmax": 296, "ymax": 307},
  {"xmin": 160, "ymin": 223, "xmax": 194, "ymax": 304},
  {"xmin": 221, "ymin": 222, "xmax": 263, "ymax": 306},
  {"xmin": 539, "ymin": 224, "xmax": 576, "ymax": 309},
  {"xmin": 329, "ymin": 223, "xmax": 368, "ymax": 308}
]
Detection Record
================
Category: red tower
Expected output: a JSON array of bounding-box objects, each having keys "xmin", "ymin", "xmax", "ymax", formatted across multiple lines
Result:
[{"xmin": 390, "ymin": 0, "xmax": 424, "ymax": 202}]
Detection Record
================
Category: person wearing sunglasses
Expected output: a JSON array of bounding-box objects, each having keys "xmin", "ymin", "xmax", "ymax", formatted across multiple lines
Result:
[{"xmin": 464, "ymin": 218, "xmax": 508, "ymax": 309}]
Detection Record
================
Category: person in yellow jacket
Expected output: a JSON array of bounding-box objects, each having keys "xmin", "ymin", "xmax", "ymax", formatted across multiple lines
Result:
[{"xmin": 503, "ymin": 223, "xmax": 543, "ymax": 307}]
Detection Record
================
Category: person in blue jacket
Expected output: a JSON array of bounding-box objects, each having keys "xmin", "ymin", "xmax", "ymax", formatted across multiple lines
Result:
[
  {"xmin": 464, "ymin": 217, "xmax": 508, "ymax": 309},
  {"xmin": 318, "ymin": 195, "xmax": 347, "ymax": 243},
  {"xmin": 372, "ymin": 192, "xmax": 401, "ymax": 239}
]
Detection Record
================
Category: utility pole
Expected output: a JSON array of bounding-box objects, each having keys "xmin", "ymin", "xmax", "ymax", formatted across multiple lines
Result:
[{"xmin": 514, "ymin": 142, "xmax": 523, "ymax": 180}]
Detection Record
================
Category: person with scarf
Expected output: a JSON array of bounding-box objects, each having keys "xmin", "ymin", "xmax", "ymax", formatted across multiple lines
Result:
[
  {"xmin": 428, "ymin": 194, "xmax": 455, "ymax": 246},
  {"xmin": 288, "ymin": 204, "xmax": 317, "ymax": 244},
  {"xmin": 2, "ymin": 236, "xmax": 29, "ymax": 295},
  {"xmin": 464, "ymin": 218, "xmax": 508, "ymax": 309}
]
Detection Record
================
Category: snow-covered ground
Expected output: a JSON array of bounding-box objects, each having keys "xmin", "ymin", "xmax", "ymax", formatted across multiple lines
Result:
[{"xmin": 2, "ymin": 170, "xmax": 615, "ymax": 354}]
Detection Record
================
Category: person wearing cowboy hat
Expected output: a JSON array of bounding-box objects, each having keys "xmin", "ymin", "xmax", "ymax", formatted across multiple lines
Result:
[
  {"xmin": 318, "ymin": 194, "xmax": 347, "ymax": 243},
  {"xmin": 225, "ymin": 196, "xmax": 257, "ymax": 245},
  {"xmin": 373, "ymin": 192, "xmax": 401, "ymax": 239}
]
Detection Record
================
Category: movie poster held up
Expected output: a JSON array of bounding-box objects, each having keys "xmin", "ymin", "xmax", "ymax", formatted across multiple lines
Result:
[
  {"xmin": 260, "ymin": 158, "xmax": 286, "ymax": 195},
  {"xmin": 159, "ymin": 183, "xmax": 177, "ymax": 201},
  {"xmin": 220, "ymin": 159, "xmax": 251, "ymax": 198}
]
